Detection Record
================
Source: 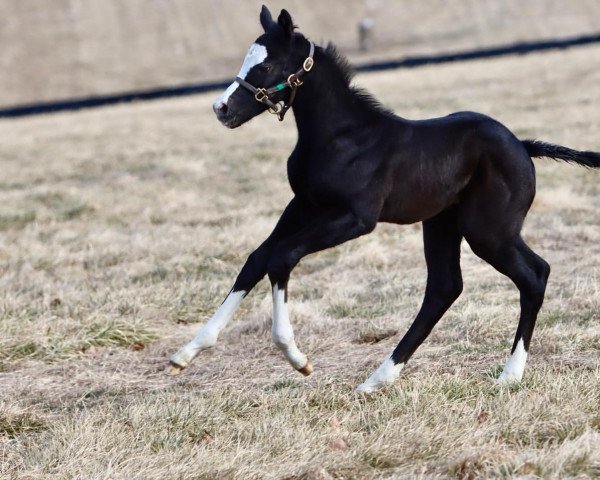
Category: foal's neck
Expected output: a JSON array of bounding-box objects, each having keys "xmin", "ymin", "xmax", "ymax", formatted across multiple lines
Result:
[{"xmin": 291, "ymin": 45, "xmax": 390, "ymax": 144}]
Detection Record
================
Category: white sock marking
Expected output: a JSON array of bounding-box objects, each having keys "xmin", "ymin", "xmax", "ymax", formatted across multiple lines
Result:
[
  {"xmin": 170, "ymin": 290, "xmax": 245, "ymax": 367},
  {"xmin": 271, "ymin": 285, "xmax": 308, "ymax": 370},
  {"xmin": 213, "ymin": 43, "xmax": 268, "ymax": 109},
  {"xmin": 497, "ymin": 338, "xmax": 528, "ymax": 384},
  {"xmin": 356, "ymin": 357, "xmax": 404, "ymax": 393}
]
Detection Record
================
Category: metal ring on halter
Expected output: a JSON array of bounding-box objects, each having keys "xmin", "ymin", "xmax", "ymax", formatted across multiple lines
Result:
[
  {"xmin": 287, "ymin": 74, "xmax": 303, "ymax": 88},
  {"xmin": 268, "ymin": 102, "xmax": 283, "ymax": 114},
  {"xmin": 303, "ymin": 57, "xmax": 314, "ymax": 72}
]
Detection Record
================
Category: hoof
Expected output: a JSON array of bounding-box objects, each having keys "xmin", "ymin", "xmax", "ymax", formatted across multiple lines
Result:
[
  {"xmin": 496, "ymin": 374, "xmax": 521, "ymax": 386},
  {"xmin": 166, "ymin": 362, "xmax": 185, "ymax": 376},
  {"xmin": 355, "ymin": 383, "xmax": 376, "ymax": 394},
  {"xmin": 297, "ymin": 360, "xmax": 313, "ymax": 376}
]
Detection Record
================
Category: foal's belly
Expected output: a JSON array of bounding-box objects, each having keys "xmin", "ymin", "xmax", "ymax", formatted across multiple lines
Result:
[
  {"xmin": 378, "ymin": 159, "xmax": 473, "ymax": 224},
  {"xmin": 378, "ymin": 135, "xmax": 479, "ymax": 224},
  {"xmin": 379, "ymin": 190, "xmax": 459, "ymax": 224}
]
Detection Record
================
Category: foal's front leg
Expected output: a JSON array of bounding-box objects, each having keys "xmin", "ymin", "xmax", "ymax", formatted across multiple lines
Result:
[
  {"xmin": 267, "ymin": 209, "xmax": 376, "ymax": 373},
  {"xmin": 168, "ymin": 198, "xmax": 309, "ymax": 373}
]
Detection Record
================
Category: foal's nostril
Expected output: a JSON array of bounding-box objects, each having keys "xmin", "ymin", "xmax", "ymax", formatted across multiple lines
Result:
[{"xmin": 214, "ymin": 102, "xmax": 228, "ymax": 115}]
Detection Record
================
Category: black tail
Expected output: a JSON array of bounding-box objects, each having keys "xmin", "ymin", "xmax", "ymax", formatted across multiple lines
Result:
[{"xmin": 522, "ymin": 139, "xmax": 600, "ymax": 168}]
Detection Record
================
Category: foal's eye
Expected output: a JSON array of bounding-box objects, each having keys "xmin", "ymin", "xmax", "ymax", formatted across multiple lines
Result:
[{"xmin": 258, "ymin": 63, "xmax": 272, "ymax": 73}]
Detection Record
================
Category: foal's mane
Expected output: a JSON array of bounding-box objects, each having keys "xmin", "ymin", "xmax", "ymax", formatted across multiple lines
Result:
[
  {"xmin": 323, "ymin": 43, "xmax": 354, "ymax": 85},
  {"xmin": 320, "ymin": 42, "xmax": 394, "ymax": 116}
]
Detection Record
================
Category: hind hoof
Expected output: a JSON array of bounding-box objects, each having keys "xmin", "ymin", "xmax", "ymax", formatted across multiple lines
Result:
[
  {"xmin": 297, "ymin": 360, "xmax": 313, "ymax": 376},
  {"xmin": 166, "ymin": 363, "xmax": 185, "ymax": 376}
]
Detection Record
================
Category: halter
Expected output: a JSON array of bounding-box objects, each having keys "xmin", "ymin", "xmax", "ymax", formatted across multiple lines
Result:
[{"xmin": 235, "ymin": 41, "xmax": 315, "ymax": 121}]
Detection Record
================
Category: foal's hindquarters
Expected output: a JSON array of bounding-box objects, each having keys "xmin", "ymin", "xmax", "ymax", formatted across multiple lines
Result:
[
  {"xmin": 356, "ymin": 123, "xmax": 550, "ymax": 392},
  {"xmin": 458, "ymin": 132, "xmax": 551, "ymax": 383}
]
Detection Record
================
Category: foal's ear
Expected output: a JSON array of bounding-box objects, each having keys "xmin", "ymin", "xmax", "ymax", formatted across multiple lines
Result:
[
  {"xmin": 260, "ymin": 5, "xmax": 275, "ymax": 32},
  {"xmin": 277, "ymin": 9, "xmax": 295, "ymax": 39}
]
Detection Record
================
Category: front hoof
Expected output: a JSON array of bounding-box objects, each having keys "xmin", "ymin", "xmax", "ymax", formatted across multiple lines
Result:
[
  {"xmin": 166, "ymin": 362, "xmax": 185, "ymax": 376},
  {"xmin": 496, "ymin": 373, "xmax": 521, "ymax": 385},
  {"xmin": 297, "ymin": 360, "xmax": 313, "ymax": 376},
  {"xmin": 355, "ymin": 382, "xmax": 377, "ymax": 394}
]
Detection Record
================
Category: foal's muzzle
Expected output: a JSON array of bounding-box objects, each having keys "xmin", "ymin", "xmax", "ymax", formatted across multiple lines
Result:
[
  {"xmin": 213, "ymin": 101, "xmax": 240, "ymax": 128},
  {"xmin": 213, "ymin": 101, "xmax": 228, "ymax": 117}
]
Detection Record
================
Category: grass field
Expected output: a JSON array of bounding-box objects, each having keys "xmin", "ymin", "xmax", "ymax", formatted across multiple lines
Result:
[{"xmin": 1, "ymin": 44, "xmax": 599, "ymax": 479}]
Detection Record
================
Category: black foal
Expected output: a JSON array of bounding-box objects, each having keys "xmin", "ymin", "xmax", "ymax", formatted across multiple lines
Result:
[{"xmin": 169, "ymin": 6, "xmax": 600, "ymax": 392}]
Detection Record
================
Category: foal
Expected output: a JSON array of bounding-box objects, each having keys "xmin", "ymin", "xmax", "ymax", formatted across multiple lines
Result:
[{"xmin": 169, "ymin": 6, "xmax": 600, "ymax": 392}]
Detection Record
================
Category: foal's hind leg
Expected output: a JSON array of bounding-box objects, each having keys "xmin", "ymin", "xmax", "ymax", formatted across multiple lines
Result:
[
  {"xmin": 497, "ymin": 241, "xmax": 549, "ymax": 384},
  {"xmin": 168, "ymin": 197, "xmax": 310, "ymax": 373},
  {"xmin": 357, "ymin": 207, "xmax": 463, "ymax": 393},
  {"xmin": 460, "ymin": 138, "xmax": 550, "ymax": 384},
  {"xmin": 465, "ymin": 234, "xmax": 550, "ymax": 384},
  {"xmin": 270, "ymin": 280, "xmax": 313, "ymax": 375}
]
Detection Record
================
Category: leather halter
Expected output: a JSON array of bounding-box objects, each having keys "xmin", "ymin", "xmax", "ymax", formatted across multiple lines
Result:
[{"xmin": 235, "ymin": 41, "xmax": 315, "ymax": 121}]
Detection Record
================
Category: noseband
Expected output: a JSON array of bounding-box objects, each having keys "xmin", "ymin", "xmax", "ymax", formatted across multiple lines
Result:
[{"xmin": 235, "ymin": 41, "xmax": 315, "ymax": 121}]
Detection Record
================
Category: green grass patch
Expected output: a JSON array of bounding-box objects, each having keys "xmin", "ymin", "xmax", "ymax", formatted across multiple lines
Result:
[
  {"xmin": 267, "ymin": 379, "xmax": 303, "ymax": 391},
  {"xmin": 0, "ymin": 320, "xmax": 157, "ymax": 367},
  {"xmin": 538, "ymin": 309, "xmax": 565, "ymax": 328},
  {"xmin": 0, "ymin": 409, "xmax": 47, "ymax": 438},
  {"xmin": 82, "ymin": 320, "xmax": 157, "ymax": 351},
  {"xmin": 0, "ymin": 211, "xmax": 36, "ymax": 230},
  {"xmin": 62, "ymin": 203, "xmax": 95, "ymax": 220},
  {"xmin": 0, "ymin": 340, "xmax": 42, "ymax": 365},
  {"xmin": 169, "ymin": 289, "xmax": 222, "ymax": 324}
]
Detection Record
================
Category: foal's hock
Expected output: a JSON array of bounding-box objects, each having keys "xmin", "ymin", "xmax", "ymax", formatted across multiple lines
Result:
[{"xmin": 169, "ymin": 6, "xmax": 600, "ymax": 392}]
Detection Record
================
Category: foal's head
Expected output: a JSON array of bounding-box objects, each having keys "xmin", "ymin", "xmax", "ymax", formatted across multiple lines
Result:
[{"xmin": 213, "ymin": 6, "xmax": 309, "ymax": 128}]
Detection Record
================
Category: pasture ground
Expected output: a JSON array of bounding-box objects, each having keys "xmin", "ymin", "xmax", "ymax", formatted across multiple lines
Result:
[{"xmin": 1, "ymin": 45, "xmax": 599, "ymax": 479}]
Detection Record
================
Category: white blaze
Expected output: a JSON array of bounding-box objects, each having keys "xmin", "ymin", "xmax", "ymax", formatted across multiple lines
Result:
[
  {"xmin": 497, "ymin": 338, "xmax": 528, "ymax": 384},
  {"xmin": 356, "ymin": 356, "xmax": 404, "ymax": 393},
  {"xmin": 271, "ymin": 285, "xmax": 308, "ymax": 370},
  {"xmin": 170, "ymin": 290, "xmax": 245, "ymax": 367},
  {"xmin": 213, "ymin": 43, "xmax": 268, "ymax": 108}
]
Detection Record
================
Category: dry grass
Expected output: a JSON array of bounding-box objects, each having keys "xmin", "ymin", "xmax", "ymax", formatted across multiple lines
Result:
[{"xmin": 1, "ymin": 44, "xmax": 599, "ymax": 479}]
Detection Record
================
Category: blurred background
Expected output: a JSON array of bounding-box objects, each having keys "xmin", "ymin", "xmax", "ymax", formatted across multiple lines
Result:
[{"xmin": 2, "ymin": 0, "xmax": 600, "ymax": 109}]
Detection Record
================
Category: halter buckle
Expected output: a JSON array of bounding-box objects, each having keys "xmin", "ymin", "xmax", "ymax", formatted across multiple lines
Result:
[
  {"xmin": 254, "ymin": 88, "xmax": 268, "ymax": 102},
  {"xmin": 287, "ymin": 74, "xmax": 303, "ymax": 88},
  {"xmin": 303, "ymin": 57, "xmax": 314, "ymax": 72}
]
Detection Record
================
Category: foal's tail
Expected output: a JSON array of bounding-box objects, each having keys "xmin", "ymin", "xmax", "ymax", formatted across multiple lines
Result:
[{"xmin": 522, "ymin": 139, "xmax": 600, "ymax": 168}]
